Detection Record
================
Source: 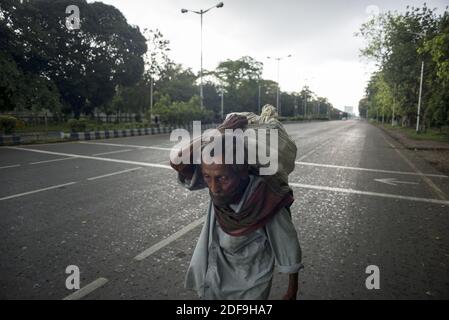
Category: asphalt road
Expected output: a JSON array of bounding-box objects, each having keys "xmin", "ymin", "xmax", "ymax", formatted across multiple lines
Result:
[{"xmin": 1, "ymin": 120, "xmax": 448, "ymax": 300}]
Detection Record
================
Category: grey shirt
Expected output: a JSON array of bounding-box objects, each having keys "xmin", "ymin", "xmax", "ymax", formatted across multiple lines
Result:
[{"xmin": 181, "ymin": 170, "xmax": 303, "ymax": 300}]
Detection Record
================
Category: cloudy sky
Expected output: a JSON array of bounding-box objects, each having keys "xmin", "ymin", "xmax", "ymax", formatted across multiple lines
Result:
[{"xmin": 90, "ymin": 0, "xmax": 448, "ymax": 113}]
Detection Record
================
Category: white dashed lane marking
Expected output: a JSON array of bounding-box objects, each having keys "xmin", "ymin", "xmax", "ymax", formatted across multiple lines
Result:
[
  {"xmin": 62, "ymin": 278, "xmax": 109, "ymax": 300},
  {"xmin": 0, "ymin": 164, "xmax": 21, "ymax": 170},
  {"xmin": 0, "ymin": 182, "xmax": 77, "ymax": 201},
  {"xmin": 87, "ymin": 167, "xmax": 142, "ymax": 181}
]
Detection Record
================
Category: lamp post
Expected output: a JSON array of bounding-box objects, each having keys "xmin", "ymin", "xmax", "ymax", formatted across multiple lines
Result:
[
  {"xmin": 393, "ymin": 31, "xmax": 426, "ymax": 132},
  {"xmin": 220, "ymin": 86, "xmax": 224, "ymax": 120},
  {"xmin": 416, "ymin": 59, "xmax": 424, "ymax": 132},
  {"xmin": 302, "ymin": 77, "xmax": 314, "ymax": 119},
  {"xmin": 407, "ymin": 31, "xmax": 426, "ymax": 133},
  {"xmin": 267, "ymin": 54, "xmax": 292, "ymax": 116},
  {"xmin": 181, "ymin": 2, "xmax": 224, "ymax": 109}
]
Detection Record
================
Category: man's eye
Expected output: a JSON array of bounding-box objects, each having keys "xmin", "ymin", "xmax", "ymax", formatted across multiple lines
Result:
[{"xmin": 219, "ymin": 176, "xmax": 228, "ymax": 181}]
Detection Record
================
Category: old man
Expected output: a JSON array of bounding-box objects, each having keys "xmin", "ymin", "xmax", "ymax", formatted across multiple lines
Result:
[{"xmin": 170, "ymin": 114, "xmax": 303, "ymax": 300}]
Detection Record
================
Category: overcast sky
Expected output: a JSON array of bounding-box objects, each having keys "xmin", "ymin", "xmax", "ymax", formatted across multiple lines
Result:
[{"xmin": 90, "ymin": 0, "xmax": 448, "ymax": 113}]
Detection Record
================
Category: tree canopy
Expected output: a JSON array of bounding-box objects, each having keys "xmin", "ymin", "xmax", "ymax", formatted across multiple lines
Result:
[
  {"xmin": 1, "ymin": 0, "xmax": 340, "ymax": 124},
  {"xmin": 357, "ymin": 4, "xmax": 449, "ymax": 130},
  {"xmin": 0, "ymin": 0, "xmax": 147, "ymax": 118}
]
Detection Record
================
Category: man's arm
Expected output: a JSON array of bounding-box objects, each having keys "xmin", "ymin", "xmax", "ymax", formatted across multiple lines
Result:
[
  {"xmin": 283, "ymin": 272, "xmax": 299, "ymax": 300},
  {"xmin": 265, "ymin": 207, "xmax": 303, "ymax": 300}
]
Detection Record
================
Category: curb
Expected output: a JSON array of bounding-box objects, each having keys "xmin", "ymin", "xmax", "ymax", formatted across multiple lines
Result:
[
  {"xmin": 0, "ymin": 123, "xmax": 218, "ymax": 146},
  {"xmin": 374, "ymin": 123, "xmax": 449, "ymax": 151}
]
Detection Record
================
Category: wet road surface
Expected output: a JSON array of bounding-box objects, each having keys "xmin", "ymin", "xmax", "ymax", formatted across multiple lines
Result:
[{"xmin": 1, "ymin": 120, "xmax": 448, "ymax": 299}]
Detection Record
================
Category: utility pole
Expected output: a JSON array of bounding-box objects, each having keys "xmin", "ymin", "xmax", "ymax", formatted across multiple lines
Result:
[
  {"xmin": 220, "ymin": 86, "xmax": 224, "ymax": 120},
  {"xmin": 181, "ymin": 2, "xmax": 224, "ymax": 109},
  {"xmin": 267, "ymin": 54, "xmax": 292, "ymax": 116},
  {"xmin": 416, "ymin": 60, "xmax": 424, "ymax": 133},
  {"xmin": 150, "ymin": 76, "xmax": 153, "ymax": 124}
]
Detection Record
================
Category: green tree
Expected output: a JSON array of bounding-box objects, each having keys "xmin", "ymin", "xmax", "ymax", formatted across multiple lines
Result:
[
  {"xmin": 155, "ymin": 63, "xmax": 197, "ymax": 104},
  {"xmin": 357, "ymin": 4, "xmax": 449, "ymax": 129},
  {"xmin": 213, "ymin": 56, "xmax": 264, "ymax": 114},
  {"xmin": 0, "ymin": 0, "xmax": 147, "ymax": 118}
]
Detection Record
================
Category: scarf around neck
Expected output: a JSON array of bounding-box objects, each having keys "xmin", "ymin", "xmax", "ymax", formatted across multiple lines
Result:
[{"xmin": 213, "ymin": 175, "xmax": 294, "ymax": 237}]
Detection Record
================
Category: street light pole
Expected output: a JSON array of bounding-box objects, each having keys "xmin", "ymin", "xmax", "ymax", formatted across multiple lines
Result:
[
  {"xmin": 276, "ymin": 59, "xmax": 280, "ymax": 115},
  {"xmin": 392, "ymin": 84, "xmax": 397, "ymax": 126},
  {"xmin": 392, "ymin": 96, "xmax": 395, "ymax": 126},
  {"xmin": 220, "ymin": 86, "xmax": 224, "ymax": 120},
  {"xmin": 267, "ymin": 54, "xmax": 292, "ymax": 116},
  {"xmin": 399, "ymin": 31, "xmax": 426, "ymax": 132},
  {"xmin": 416, "ymin": 60, "xmax": 424, "ymax": 133},
  {"xmin": 304, "ymin": 93, "xmax": 307, "ymax": 119},
  {"xmin": 200, "ymin": 12, "xmax": 204, "ymax": 109},
  {"xmin": 181, "ymin": 2, "xmax": 224, "ymax": 110},
  {"xmin": 150, "ymin": 76, "xmax": 153, "ymax": 122}
]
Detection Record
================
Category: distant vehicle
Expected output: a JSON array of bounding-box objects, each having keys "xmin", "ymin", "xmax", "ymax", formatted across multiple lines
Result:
[{"xmin": 342, "ymin": 117, "xmax": 347, "ymax": 121}]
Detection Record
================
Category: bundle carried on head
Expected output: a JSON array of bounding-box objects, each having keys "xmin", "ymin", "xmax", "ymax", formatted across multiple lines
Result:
[
  {"xmin": 223, "ymin": 104, "xmax": 297, "ymax": 185},
  {"xmin": 170, "ymin": 104, "xmax": 297, "ymax": 186}
]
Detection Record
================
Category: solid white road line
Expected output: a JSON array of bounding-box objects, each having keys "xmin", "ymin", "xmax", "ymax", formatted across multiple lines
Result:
[
  {"xmin": 92, "ymin": 149, "xmax": 133, "ymax": 156},
  {"xmin": 30, "ymin": 157, "xmax": 78, "ymax": 165},
  {"xmin": 62, "ymin": 278, "xmax": 109, "ymax": 300},
  {"xmin": 290, "ymin": 182, "xmax": 449, "ymax": 206},
  {"xmin": 87, "ymin": 167, "xmax": 142, "ymax": 181},
  {"xmin": 134, "ymin": 216, "xmax": 206, "ymax": 261},
  {"xmin": 0, "ymin": 164, "xmax": 21, "ymax": 170},
  {"xmin": 6, "ymin": 147, "xmax": 448, "ymax": 206},
  {"xmin": 7, "ymin": 147, "xmax": 172, "ymax": 170},
  {"xmin": 79, "ymin": 141, "xmax": 172, "ymax": 151},
  {"xmin": 0, "ymin": 182, "xmax": 77, "ymax": 201},
  {"xmin": 295, "ymin": 161, "xmax": 449, "ymax": 178}
]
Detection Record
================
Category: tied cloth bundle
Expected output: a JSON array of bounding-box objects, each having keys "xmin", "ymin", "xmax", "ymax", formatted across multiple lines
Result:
[{"xmin": 170, "ymin": 111, "xmax": 295, "ymax": 236}]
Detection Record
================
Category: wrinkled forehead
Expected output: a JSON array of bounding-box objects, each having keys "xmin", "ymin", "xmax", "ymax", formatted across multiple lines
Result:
[{"xmin": 201, "ymin": 161, "xmax": 234, "ymax": 175}]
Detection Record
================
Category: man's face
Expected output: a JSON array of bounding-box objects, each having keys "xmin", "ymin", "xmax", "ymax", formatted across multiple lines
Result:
[{"xmin": 201, "ymin": 162, "xmax": 247, "ymax": 206}]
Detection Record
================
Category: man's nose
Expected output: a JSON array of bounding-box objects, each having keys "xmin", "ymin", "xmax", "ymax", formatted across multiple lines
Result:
[{"xmin": 210, "ymin": 180, "xmax": 221, "ymax": 194}]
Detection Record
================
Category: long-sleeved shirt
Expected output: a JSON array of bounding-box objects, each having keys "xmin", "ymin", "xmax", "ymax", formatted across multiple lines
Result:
[{"xmin": 180, "ymin": 170, "xmax": 303, "ymax": 300}]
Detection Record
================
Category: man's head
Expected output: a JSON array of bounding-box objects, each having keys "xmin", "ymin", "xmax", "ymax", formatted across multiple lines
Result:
[{"xmin": 201, "ymin": 134, "xmax": 249, "ymax": 207}]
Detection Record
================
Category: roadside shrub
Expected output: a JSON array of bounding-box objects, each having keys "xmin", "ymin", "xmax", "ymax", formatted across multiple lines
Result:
[
  {"xmin": 68, "ymin": 119, "xmax": 88, "ymax": 132},
  {"xmin": 152, "ymin": 95, "xmax": 214, "ymax": 126},
  {"xmin": 15, "ymin": 119, "xmax": 26, "ymax": 131},
  {"xmin": 0, "ymin": 116, "xmax": 19, "ymax": 134}
]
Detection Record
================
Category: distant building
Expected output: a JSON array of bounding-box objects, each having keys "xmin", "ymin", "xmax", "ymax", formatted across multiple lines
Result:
[{"xmin": 344, "ymin": 106, "xmax": 354, "ymax": 115}]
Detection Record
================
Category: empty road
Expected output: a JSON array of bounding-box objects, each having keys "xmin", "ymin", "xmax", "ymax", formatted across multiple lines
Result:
[{"xmin": 1, "ymin": 120, "xmax": 448, "ymax": 299}]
